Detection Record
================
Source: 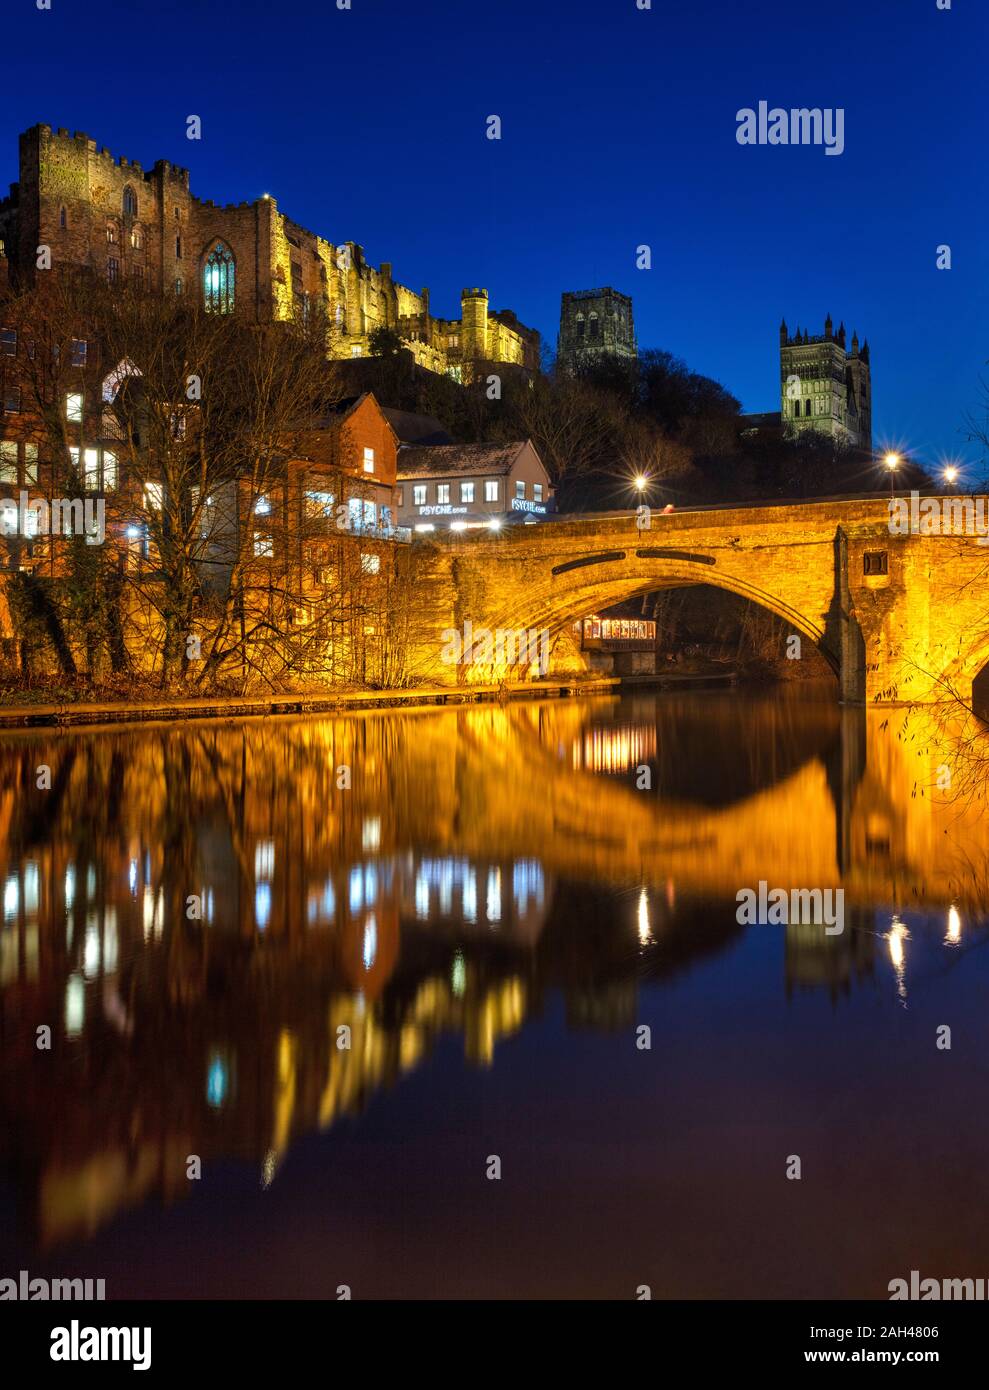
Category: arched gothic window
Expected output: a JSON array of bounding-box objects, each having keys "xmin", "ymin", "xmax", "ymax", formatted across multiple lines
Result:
[
  {"xmin": 203, "ymin": 242, "xmax": 235, "ymax": 314},
  {"xmin": 588, "ymin": 313, "xmax": 600, "ymax": 340},
  {"xmin": 123, "ymin": 186, "xmax": 137, "ymax": 218}
]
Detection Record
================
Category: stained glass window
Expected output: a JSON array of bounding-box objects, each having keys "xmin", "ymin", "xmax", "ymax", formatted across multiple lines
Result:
[{"xmin": 203, "ymin": 242, "xmax": 235, "ymax": 314}]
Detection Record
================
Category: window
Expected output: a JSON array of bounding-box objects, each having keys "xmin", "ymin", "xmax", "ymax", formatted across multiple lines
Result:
[
  {"xmin": 144, "ymin": 483, "xmax": 163, "ymax": 511},
  {"xmin": 863, "ymin": 551, "xmax": 888, "ymax": 576},
  {"xmin": 24, "ymin": 443, "xmax": 38, "ymax": 485},
  {"xmin": 350, "ymin": 346, "xmax": 362, "ymax": 357},
  {"xmin": 413, "ymin": 484, "xmax": 427, "ymax": 507},
  {"xmin": 83, "ymin": 448, "xmax": 99, "ymax": 491},
  {"xmin": 71, "ymin": 338, "xmax": 87, "ymax": 368},
  {"xmin": 460, "ymin": 481, "xmax": 474, "ymax": 503},
  {"xmin": 132, "ymin": 265, "xmax": 144, "ymax": 287},
  {"xmin": 1, "ymin": 328, "xmax": 16, "ymax": 356},
  {"xmin": 253, "ymin": 531, "xmax": 273, "ymax": 558},
  {"xmin": 588, "ymin": 314, "xmax": 600, "ymax": 340},
  {"xmin": 107, "ymin": 257, "xmax": 119, "ymax": 283},
  {"xmin": 534, "ymin": 483, "xmax": 543, "ymax": 502},
  {"xmin": 65, "ymin": 392, "xmax": 83, "ymax": 422},
  {"xmin": 363, "ymin": 446, "xmax": 375, "ymax": 474},
  {"xmin": 254, "ymin": 495, "xmax": 270, "ymax": 516},
  {"xmin": 123, "ymin": 186, "xmax": 137, "ymax": 218},
  {"xmin": 130, "ymin": 225, "xmax": 142, "ymax": 250},
  {"xmin": 102, "ymin": 449, "xmax": 117, "ymax": 490},
  {"xmin": 516, "ymin": 480, "xmax": 526, "ymax": 499},
  {"xmin": 304, "ymin": 490, "xmax": 335, "ymax": 517},
  {"xmin": 805, "ymin": 399, "xmax": 812, "ymax": 417},
  {"xmin": 484, "ymin": 479, "xmax": 499, "ymax": 502},
  {"xmin": 175, "ymin": 278, "xmax": 183, "ymax": 295},
  {"xmin": 59, "ymin": 206, "xmax": 67, "ymax": 229},
  {"xmin": 203, "ymin": 242, "xmax": 235, "ymax": 314},
  {"xmin": 0, "ymin": 441, "xmax": 17, "ymax": 482},
  {"xmin": 361, "ymin": 553, "xmax": 381, "ymax": 575},
  {"xmin": 436, "ymin": 483, "xmax": 450, "ymax": 504},
  {"xmin": 106, "ymin": 221, "xmax": 117, "ymax": 244},
  {"xmin": 576, "ymin": 316, "xmax": 585, "ymax": 339},
  {"xmin": 176, "ymin": 236, "xmax": 182, "ymax": 259},
  {"xmin": 3, "ymin": 386, "xmax": 21, "ymax": 414},
  {"xmin": 396, "ymin": 487, "xmax": 404, "ymax": 507}
]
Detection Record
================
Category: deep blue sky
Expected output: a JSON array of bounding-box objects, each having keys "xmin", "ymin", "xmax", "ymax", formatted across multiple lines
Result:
[{"xmin": 4, "ymin": 0, "xmax": 986, "ymax": 467}]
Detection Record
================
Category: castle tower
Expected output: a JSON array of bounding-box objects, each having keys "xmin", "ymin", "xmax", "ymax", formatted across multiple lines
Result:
[
  {"xmin": 780, "ymin": 314, "xmax": 871, "ymax": 451},
  {"xmin": 460, "ymin": 288, "xmax": 489, "ymax": 364},
  {"xmin": 557, "ymin": 288, "xmax": 636, "ymax": 376}
]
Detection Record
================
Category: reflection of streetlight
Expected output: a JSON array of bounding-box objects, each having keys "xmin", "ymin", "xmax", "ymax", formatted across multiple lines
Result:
[{"xmin": 884, "ymin": 452, "xmax": 900, "ymax": 497}]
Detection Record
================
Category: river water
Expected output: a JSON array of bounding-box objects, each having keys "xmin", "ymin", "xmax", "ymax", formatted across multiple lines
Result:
[{"xmin": 1, "ymin": 687, "xmax": 988, "ymax": 1298}]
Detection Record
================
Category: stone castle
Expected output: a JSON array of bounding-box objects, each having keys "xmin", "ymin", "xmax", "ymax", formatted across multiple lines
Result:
[
  {"xmin": 0, "ymin": 124, "xmax": 540, "ymax": 380},
  {"xmin": 779, "ymin": 315, "xmax": 871, "ymax": 450},
  {"xmin": 557, "ymin": 288, "xmax": 636, "ymax": 375}
]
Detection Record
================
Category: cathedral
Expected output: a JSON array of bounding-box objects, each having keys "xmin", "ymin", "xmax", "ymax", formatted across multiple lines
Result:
[
  {"xmin": 779, "ymin": 315, "xmax": 871, "ymax": 450},
  {"xmin": 557, "ymin": 288, "xmax": 636, "ymax": 375},
  {"xmin": 0, "ymin": 124, "xmax": 540, "ymax": 380}
]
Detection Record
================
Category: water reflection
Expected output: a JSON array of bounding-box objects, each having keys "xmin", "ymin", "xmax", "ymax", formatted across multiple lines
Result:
[{"xmin": 1, "ymin": 689, "xmax": 988, "ymax": 1270}]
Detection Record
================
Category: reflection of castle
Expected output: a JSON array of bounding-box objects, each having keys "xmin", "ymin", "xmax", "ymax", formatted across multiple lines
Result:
[{"xmin": 3, "ymin": 697, "xmax": 989, "ymax": 1252}]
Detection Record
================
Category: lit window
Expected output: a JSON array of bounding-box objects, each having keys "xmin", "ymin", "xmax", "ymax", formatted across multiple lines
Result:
[
  {"xmin": 363, "ymin": 447, "xmax": 375, "ymax": 474},
  {"xmin": 144, "ymin": 483, "xmax": 163, "ymax": 510},
  {"xmin": 460, "ymin": 481, "xmax": 474, "ymax": 503},
  {"xmin": 361, "ymin": 552, "xmax": 381, "ymax": 575},
  {"xmin": 533, "ymin": 483, "xmax": 543, "ymax": 502},
  {"xmin": 254, "ymin": 531, "xmax": 273, "ymax": 558},
  {"xmin": 396, "ymin": 487, "xmax": 404, "ymax": 507},
  {"xmin": 175, "ymin": 278, "xmax": 183, "ymax": 295},
  {"xmin": 484, "ymin": 479, "xmax": 499, "ymax": 502},
  {"xmin": 516, "ymin": 480, "xmax": 526, "ymax": 499},
  {"xmin": 413, "ymin": 484, "xmax": 427, "ymax": 506},
  {"xmin": 65, "ymin": 392, "xmax": 83, "ymax": 422},
  {"xmin": 0, "ymin": 328, "xmax": 16, "ymax": 356},
  {"xmin": 102, "ymin": 450, "xmax": 117, "ymax": 490},
  {"xmin": 254, "ymin": 495, "xmax": 270, "ymax": 516},
  {"xmin": 0, "ymin": 441, "xmax": 17, "ymax": 482},
  {"xmin": 130, "ymin": 224, "xmax": 142, "ymax": 250},
  {"xmin": 24, "ymin": 443, "xmax": 39, "ymax": 485},
  {"xmin": 350, "ymin": 346, "xmax": 362, "ymax": 357},
  {"xmin": 304, "ymin": 490, "xmax": 335, "ymax": 517},
  {"xmin": 106, "ymin": 221, "xmax": 118, "ymax": 244},
  {"xmin": 437, "ymin": 483, "xmax": 450, "ymax": 504},
  {"xmin": 83, "ymin": 448, "xmax": 99, "ymax": 490},
  {"xmin": 203, "ymin": 241, "xmax": 235, "ymax": 314}
]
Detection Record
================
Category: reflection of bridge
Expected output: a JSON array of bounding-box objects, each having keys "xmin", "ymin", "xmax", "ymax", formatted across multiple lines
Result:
[{"xmin": 420, "ymin": 498, "xmax": 989, "ymax": 704}]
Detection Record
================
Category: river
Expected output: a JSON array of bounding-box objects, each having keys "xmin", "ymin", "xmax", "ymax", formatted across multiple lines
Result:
[{"xmin": 1, "ymin": 686, "xmax": 988, "ymax": 1298}]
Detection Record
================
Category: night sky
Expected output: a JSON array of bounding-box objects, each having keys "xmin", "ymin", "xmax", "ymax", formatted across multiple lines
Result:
[{"xmin": 5, "ymin": 0, "xmax": 986, "ymax": 467}]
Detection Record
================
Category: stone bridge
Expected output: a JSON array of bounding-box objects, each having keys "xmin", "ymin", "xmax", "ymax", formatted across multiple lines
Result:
[{"xmin": 417, "ymin": 497, "xmax": 989, "ymax": 705}]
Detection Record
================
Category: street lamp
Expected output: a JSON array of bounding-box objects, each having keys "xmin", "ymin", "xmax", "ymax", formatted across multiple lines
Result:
[
  {"xmin": 884, "ymin": 452, "xmax": 900, "ymax": 497},
  {"xmin": 943, "ymin": 465, "xmax": 959, "ymax": 487},
  {"xmin": 634, "ymin": 473, "xmax": 648, "ymax": 495}
]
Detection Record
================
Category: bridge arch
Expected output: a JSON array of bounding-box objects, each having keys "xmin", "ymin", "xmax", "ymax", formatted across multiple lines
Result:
[{"xmin": 457, "ymin": 551, "xmax": 839, "ymax": 680}]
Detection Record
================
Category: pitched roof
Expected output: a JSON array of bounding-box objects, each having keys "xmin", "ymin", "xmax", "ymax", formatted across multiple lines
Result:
[
  {"xmin": 380, "ymin": 408, "xmax": 453, "ymax": 446},
  {"xmin": 396, "ymin": 441, "xmax": 533, "ymax": 479}
]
